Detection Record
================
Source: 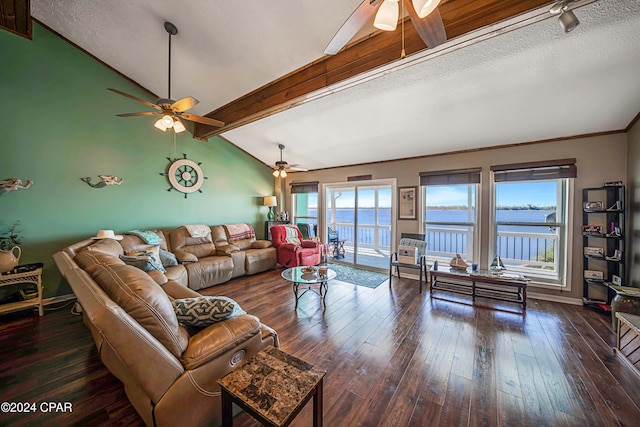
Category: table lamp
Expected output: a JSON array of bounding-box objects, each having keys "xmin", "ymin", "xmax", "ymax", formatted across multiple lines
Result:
[{"xmin": 263, "ymin": 196, "xmax": 277, "ymax": 220}]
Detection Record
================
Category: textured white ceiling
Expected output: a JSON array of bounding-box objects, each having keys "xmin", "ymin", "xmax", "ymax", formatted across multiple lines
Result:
[{"xmin": 32, "ymin": 0, "xmax": 640, "ymax": 171}]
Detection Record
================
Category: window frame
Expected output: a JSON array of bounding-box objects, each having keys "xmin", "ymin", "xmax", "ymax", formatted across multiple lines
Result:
[
  {"xmin": 420, "ymin": 169, "xmax": 481, "ymax": 265},
  {"xmin": 489, "ymin": 162, "xmax": 575, "ymax": 289}
]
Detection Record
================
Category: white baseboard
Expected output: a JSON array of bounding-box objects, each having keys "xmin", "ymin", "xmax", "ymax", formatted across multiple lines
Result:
[{"xmin": 527, "ymin": 292, "xmax": 582, "ymax": 305}]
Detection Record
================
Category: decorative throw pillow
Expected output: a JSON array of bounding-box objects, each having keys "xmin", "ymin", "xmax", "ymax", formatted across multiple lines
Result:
[
  {"xmin": 119, "ymin": 254, "xmax": 158, "ymax": 273},
  {"xmin": 284, "ymin": 225, "xmax": 301, "ymax": 246},
  {"xmin": 172, "ymin": 296, "xmax": 246, "ymax": 327},
  {"xmin": 124, "ymin": 246, "xmax": 166, "ymax": 273},
  {"xmin": 159, "ymin": 248, "xmax": 179, "ymax": 268}
]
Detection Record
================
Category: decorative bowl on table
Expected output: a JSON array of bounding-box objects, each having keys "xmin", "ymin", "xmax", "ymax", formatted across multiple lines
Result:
[{"xmin": 301, "ymin": 266, "xmax": 316, "ymax": 274}]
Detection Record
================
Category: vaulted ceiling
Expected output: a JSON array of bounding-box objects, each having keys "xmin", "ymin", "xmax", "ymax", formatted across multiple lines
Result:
[{"xmin": 30, "ymin": 0, "xmax": 640, "ymax": 171}]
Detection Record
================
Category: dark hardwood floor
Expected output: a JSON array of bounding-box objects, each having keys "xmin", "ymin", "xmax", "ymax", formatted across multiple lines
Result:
[{"xmin": 1, "ymin": 269, "xmax": 639, "ymax": 426}]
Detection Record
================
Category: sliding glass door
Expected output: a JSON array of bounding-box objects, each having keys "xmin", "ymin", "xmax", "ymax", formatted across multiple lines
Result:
[{"xmin": 325, "ymin": 181, "xmax": 393, "ymax": 270}]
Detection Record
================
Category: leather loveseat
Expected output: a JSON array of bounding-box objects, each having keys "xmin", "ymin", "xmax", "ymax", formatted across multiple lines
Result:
[{"xmin": 53, "ymin": 237, "xmax": 278, "ymax": 427}]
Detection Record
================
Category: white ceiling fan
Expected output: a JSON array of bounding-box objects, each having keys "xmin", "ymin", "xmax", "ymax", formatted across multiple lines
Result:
[
  {"xmin": 272, "ymin": 144, "xmax": 307, "ymax": 178},
  {"xmin": 325, "ymin": 0, "xmax": 446, "ymax": 55},
  {"xmin": 108, "ymin": 22, "xmax": 224, "ymax": 133}
]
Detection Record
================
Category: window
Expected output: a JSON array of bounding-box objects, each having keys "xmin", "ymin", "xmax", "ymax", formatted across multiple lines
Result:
[
  {"xmin": 420, "ymin": 169, "xmax": 481, "ymax": 264},
  {"xmin": 291, "ymin": 182, "xmax": 318, "ymax": 238},
  {"xmin": 491, "ymin": 159, "xmax": 576, "ymax": 286}
]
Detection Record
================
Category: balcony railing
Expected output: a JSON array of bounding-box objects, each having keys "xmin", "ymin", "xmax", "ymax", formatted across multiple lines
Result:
[{"xmin": 326, "ymin": 223, "xmax": 559, "ymax": 273}]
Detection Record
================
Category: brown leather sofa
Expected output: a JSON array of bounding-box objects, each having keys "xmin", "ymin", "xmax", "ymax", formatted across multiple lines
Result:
[
  {"xmin": 53, "ymin": 237, "xmax": 278, "ymax": 427},
  {"xmin": 168, "ymin": 224, "xmax": 277, "ymax": 291},
  {"xmin": 110, "ymin": 224, "xmax": 277, "ymax": 291}
]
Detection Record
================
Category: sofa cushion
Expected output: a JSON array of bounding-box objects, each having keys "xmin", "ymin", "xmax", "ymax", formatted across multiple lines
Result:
[
  {"xmin": 170, "ymin": 228, "xmax": 216, "ymax": 259},
  {"xmin": 172, "ymin": 296, "xmax": 246, "ymax": 327},
  {"xmin": 119, "ymin": 254, "xmax": 157, "ymax": 272},
  {"xmin": 184, "ymin": 256, "xmax": 234, "ymax": 291},
  {"xmin": 244, "ymin": 248, "xmax": 277, "ymax": 275},
  {"xmin": 74, "ymin": 240, "xmax": 126, "ymax": 275},
  {"xmin": 159, "ymin": 248, "xmax": 178, "ymax": 268},
  {"xmin": 120, "ymin": 230, "xmax": 169, "ymax": 252},
  {"xmin": 91, "ymin": 264, "xmax": 188, "ymax": 358}
]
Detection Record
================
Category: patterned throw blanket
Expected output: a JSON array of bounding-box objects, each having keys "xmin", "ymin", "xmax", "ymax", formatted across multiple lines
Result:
[
  {"xmin": 284, "ymin": 225, "xmax": 301, "ymax": 246},
  {"xmin": 224, "ymin": 223, "xmax": 255, "ymax": 241},
  {"xmin": 127, "ymin": 230, "xmax": 162, "ymax": 245},
  {"xmin": 182, "ymin": 224, "xmax": 211, "ymax": 238}
]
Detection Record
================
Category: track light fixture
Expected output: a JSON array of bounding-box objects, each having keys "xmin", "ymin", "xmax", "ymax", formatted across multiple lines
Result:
[{"xmin": 550, "ymin": 0, "xmax": 580, "ymax": 33}]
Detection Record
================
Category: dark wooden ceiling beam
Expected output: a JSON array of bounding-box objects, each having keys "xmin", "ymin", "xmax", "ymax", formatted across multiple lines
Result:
[
  {"xmin": 0, "ymin": 0, "xmax": 31, "ymax": 39},
  {"xmin": 194, "ymin": 0, "xmax": 554, "ymax": 140}
]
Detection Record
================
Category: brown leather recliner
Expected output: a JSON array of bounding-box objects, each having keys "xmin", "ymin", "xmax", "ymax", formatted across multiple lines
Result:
[{"xmin": 53, "ymin": 238, "xmax": 278, "ymax": 427}]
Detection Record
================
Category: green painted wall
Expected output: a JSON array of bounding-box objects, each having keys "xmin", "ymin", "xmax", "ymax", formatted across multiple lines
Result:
[{"xmin": 0, "ymin": 24, "xmax": 275, "ymax": 298}]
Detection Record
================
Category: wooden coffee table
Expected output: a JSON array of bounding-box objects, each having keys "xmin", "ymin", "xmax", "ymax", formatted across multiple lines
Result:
[
  {"xmin": 218, "ymin": 346, "xmax": 326, "ymax": 426},
  {"xmin": 430, "ymin": 265, "xmax": 529, "ymax": 308}
]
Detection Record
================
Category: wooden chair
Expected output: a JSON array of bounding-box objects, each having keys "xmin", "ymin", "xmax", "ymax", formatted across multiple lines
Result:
[{"xmin": 389, "ymin": 233, "xmax": 428, "ymax": 293}]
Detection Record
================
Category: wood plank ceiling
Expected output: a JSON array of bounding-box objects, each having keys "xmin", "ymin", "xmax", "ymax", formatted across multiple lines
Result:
[
  {"xmin": 0, "ymin": 0, "xmax": 30, "ymax": 39},
  {"xmin": 194, "ymin": 0, "xmax": 555, "ymax": 140}
]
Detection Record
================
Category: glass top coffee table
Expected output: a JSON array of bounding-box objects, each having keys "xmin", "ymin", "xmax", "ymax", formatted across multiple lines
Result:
[{"xmin": 281, "ymin": 266, "xmax": 336, "ymax": 309}]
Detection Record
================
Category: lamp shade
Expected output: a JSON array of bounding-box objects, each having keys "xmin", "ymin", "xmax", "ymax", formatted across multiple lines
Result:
[
  {"xmin": 154, "ymin": 118, "xmax": 168, "ymax": 131},
  {"xmin": 374, "ymin": 0, "xmax": 399, "ymax": 31},
  {"xmin": 263, "ymin": 196, "xmax": 277, "ymax": 207},
  {"xmin": 412, "ymin": 0, "xmax": 441, "ymax": 18}
]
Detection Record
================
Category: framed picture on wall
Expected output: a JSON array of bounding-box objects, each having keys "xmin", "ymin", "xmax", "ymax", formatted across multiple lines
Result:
[{"xmin": 398, "ymin": 186, "xmax": 417, "ymax": 220}]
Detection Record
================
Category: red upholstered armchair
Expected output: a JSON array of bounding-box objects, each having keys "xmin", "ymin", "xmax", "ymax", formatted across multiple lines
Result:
[{"xmin": 270, "ymin": 224, "xmax": 325, "ymax": 267}]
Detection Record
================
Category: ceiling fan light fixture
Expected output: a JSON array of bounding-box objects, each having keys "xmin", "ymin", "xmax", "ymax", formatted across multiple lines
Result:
[
  {"xmin": 272, "ymin": 169, "xmax": 280, "ymax": 177},
  {"xmin": 161, "ymin": 114, "xmax": 174, "ymax": 128},
  {"xmin": 173, "ymin": 119, "xmax": 186, "ymax": 133},
  {"xmin": 280, "ymin": 170, "xmax": 287, "ymax": 178},
  {"xmin": 559, "ymin": 9, "xmax": 580, "ymax": 33},
  {"xmin": 412, "ymin": 0, "xmax": 441, "ymax": 19},
  {"xmin": 154, "ymin": 118, "xmax": 168, "ymax": 131},
  {"xmin": 374, "ymin": 0, "xmax": 399, "ymax": 32}
]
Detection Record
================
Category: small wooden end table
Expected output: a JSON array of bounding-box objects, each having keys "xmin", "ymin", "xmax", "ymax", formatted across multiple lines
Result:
[
  {"xmin": 0, "ymin": 266, "xmax": 43, "ymax": 317},
  {"xmin": 218, "ymin": 346, "xmax": 326, "ymax": 427}
]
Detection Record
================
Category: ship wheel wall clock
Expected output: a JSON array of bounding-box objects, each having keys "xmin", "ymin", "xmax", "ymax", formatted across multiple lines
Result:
[{"xmin": 160, "ymin": 154, "xmax": 207, "ymax": 198}]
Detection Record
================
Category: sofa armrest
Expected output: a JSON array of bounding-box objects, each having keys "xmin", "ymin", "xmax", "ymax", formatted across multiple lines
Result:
[
  {"xmin": 148, "ymin": 270, "xmax": 168, "ymax": 286},
  {"xmin": 180, "ymin": 314, "xmax": 261, "ymax": 370},
  {"xmin": 301, "ymin": 240, "xmax": 320, "ymax": 248},
  {"xmin": 280, "ymin": 243, "xmax": 300, "ymax": 251},
  {"xmin": 216, "ymin": 244, "xmax": 240, "ymax": 255},
  {"xmin": 174, "ymin": 249, "xmax": 198, "ymax": 263},
  {"xmin": 251, "ymin": 240, "xmax": 273, "ymax": 249}
]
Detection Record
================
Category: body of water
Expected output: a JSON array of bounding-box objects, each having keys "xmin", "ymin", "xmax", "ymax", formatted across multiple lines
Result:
[{"xmin": 311, "ymin": 208, "xmax": 558, "ymax": 262}]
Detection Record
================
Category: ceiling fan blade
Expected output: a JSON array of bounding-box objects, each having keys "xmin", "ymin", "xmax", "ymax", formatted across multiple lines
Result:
[
  {"xmin": 324, "ymin": 0, "xmax": 382, "ymax": 55},
  {"xmin": 116, "ymin": 111, "xmax": 160, "ymax": 117},
  {"xmin": 171, "ymin": 96, "xmax": 199, "ymax": 112},
  {"xmin": 180, "ymin": 113, "xmax": 225, "ymax": 128},
  {"xmin": 404, "ymin": 0, "xmax": 447, "ymax": 48},
  {"xmin": 288, "ymin": 166, "xmax": 308, "ymax": 172},
  {"xmin": 108, "ymin": 88, "xmax": 162, "ymax": 111}
]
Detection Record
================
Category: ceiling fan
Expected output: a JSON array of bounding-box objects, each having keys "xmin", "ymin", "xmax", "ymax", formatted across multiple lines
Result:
[
  {"xmin": 272, "ymin": 144, "xmax": 307, "ymax": 178},
  {"xmin": 325, "ymin": 0, "xmax": 447, "ymax": 55},
  {"xmin": 108, "ymin": 21, "xmax": 224, "ymax": 134}
]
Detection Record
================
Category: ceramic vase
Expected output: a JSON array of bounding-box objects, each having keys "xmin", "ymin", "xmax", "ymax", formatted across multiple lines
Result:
[{"xmin": 0, "ymin": 246, "xmax": 21, "ymax": 273}]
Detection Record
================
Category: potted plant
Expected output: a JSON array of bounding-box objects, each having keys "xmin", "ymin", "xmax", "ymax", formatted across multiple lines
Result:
[{"xmin": 0, "ymin": 221, "xmax": 22, "ymax": 273}]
